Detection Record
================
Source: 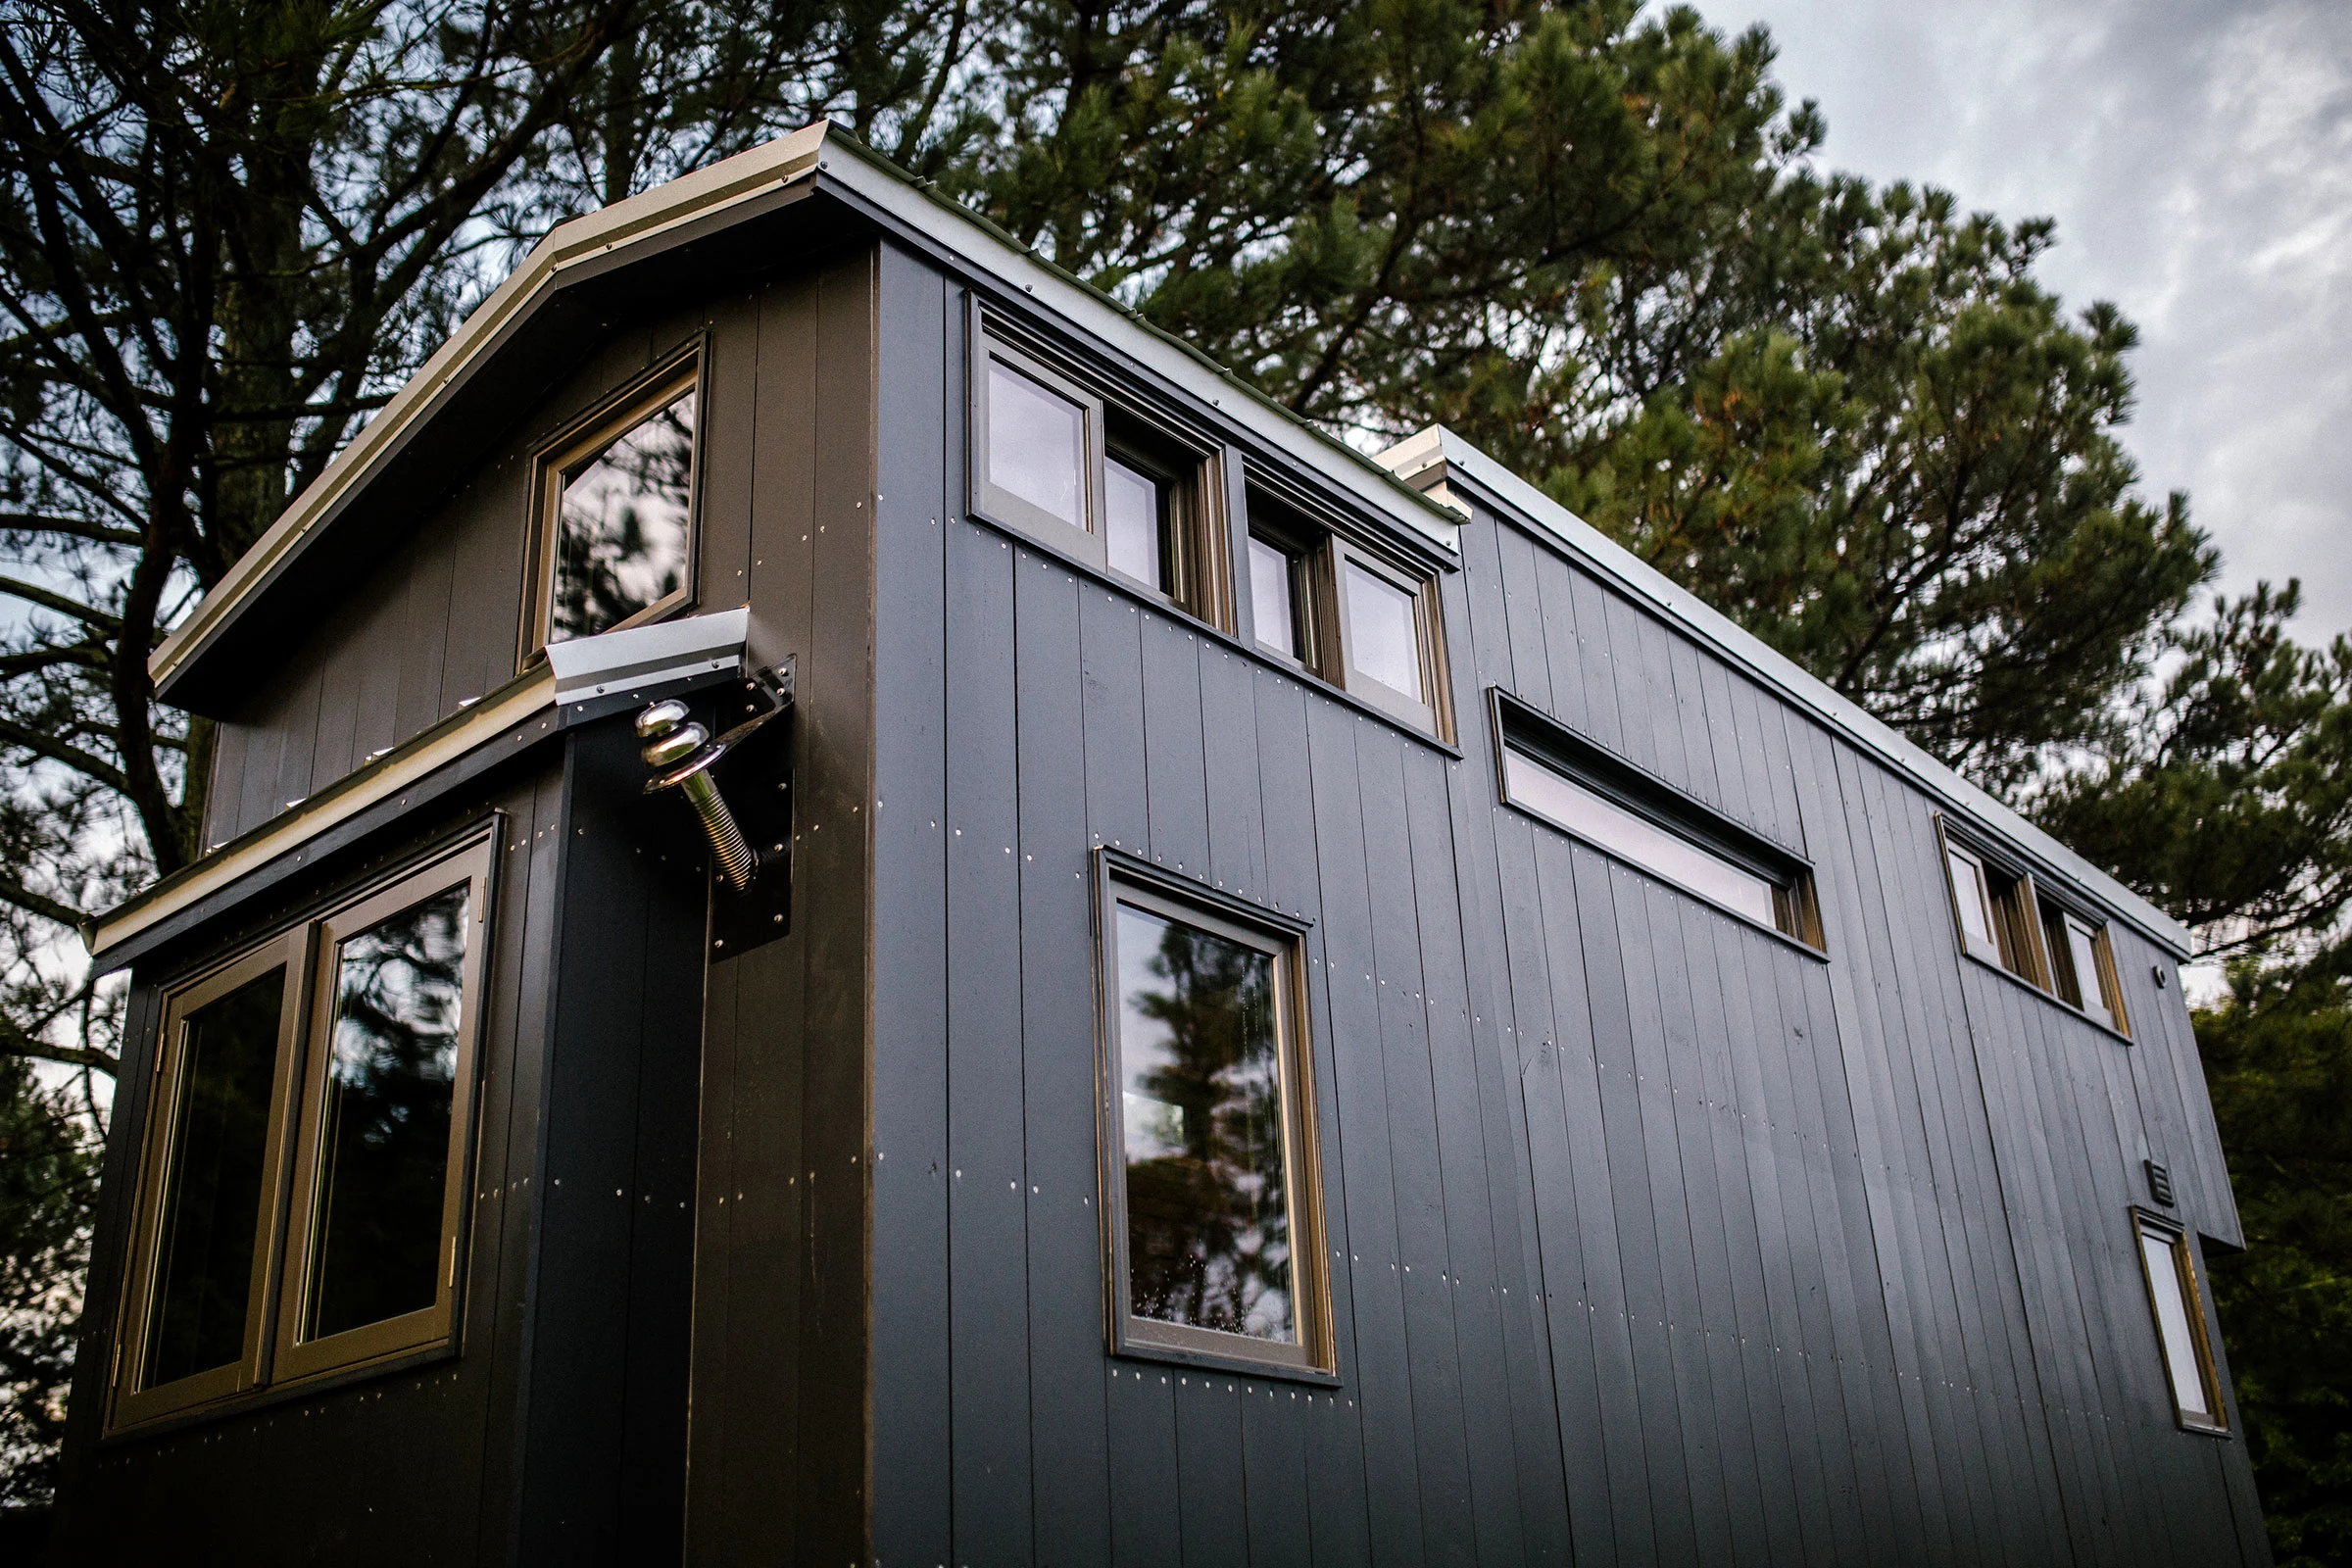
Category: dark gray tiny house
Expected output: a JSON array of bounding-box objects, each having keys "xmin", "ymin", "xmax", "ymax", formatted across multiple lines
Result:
[{"xmin": 55, "ymin": 123, "xmax": 2267, "ymax": 1565}]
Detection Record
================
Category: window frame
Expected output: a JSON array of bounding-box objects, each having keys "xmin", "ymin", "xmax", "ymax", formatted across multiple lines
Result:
[
  {"xmin": 519, "ymin": 350, "xmax": 707, "ymax": 671},
  {"xmin": 969, "ymin": 315, "xmax": 1236, "ymax": 631},
  {"xmin": 111, "ymin": 930, "xmax": 312, "ymax": 1428},
  {"xmin": 107, "ymin": 828, "xmax": 498, "ymax": 1434},
  {"xmin": 2041, "ymin": 899, "xmax": 2130, "ymax": 1037},
  {"xmin": 272, "ymin": 841, "xmax": 496, "ymax": 1382},
  {"xmin": 1494, "ymin": 691, "xmax": 1825, "ymax": 953},
  {"xmin": 1245, "ymin": 526, "xmax": 1316, "ymax": 668},
  {"xmin": 1092, "ymin": 851, "xmax": 1336, "ymax": 1382},
  {"xmin": 1936, "ymin": 819, "xmax": 2054, "ymax": 986},
  {"xmin": 1330, "ymin": 538, "xmax": 1447, "ymax": 735},
  {"xmin": 2132, "ymin": 1210, "xmax": 2229, "ymax": 1436}
]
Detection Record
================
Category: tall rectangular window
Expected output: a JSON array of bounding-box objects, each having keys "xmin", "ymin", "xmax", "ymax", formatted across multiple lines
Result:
[
  {"xmin": 524, "ymin": 357, "xmax": 702, "ymax": 665},
  {"xmin": 1098, "ymin": 860, "xmax": 1331, "ymax": 1377},
  {"xmin": 970, "ymin": 322, "xmax": 1230, "ymax": 628},
  {"xmin": 2135, "ymin": 1214, "xmax": 2226, "ymax": 1433},
  {"xmin": 111, "ymin": 833, "xmax": 494, "ymax": 1431}
]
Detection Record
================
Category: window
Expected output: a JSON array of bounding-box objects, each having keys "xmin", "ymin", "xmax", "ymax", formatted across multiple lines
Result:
[
  {"xmin": 2043, "ymin": 900, "xmax": 2129, "ymax": 1035},
  {"xmin": 1097, "ymin": 858, "xmax": 1332, "ymax": 1377},
  {"xmin": 112, "ymin": 834, "xmax": 494, "ymax": 1429},
  {"xmin": 1939, "ymin": 822, "xmax": 2132, "ymax": 1034},
  {"xmin": 2134, "ymin": 1213, "xmax": 2226, "ymax": 1434},
  {"xmin": 1243, "ymin": 489, "xmax": 1450, "ymax": 736},
  {"xmin": 1939, "ymin": 830, "xmax": 2046, "ymax": 983},
  {"xmin": 1496, "ymin": 696, "xmax": 1823, "ymax": 949},
  {"xmin": 524, "ymin": 358, "xmax": 702, "ymax": 665},
  {"xmin": 971, "ymin": 325, "xmax": 1229, "ymax": 625}
]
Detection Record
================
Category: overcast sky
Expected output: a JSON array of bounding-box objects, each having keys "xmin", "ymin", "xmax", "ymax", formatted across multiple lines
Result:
[{"xmin": 1684, "ymin": 0, "xmax": 2352, "ymax": 643}]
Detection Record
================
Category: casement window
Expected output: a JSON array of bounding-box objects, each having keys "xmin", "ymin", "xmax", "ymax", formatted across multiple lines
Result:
[
  {"xmin": 523, "ymin": 356, "xmax": 702, "ymax": 665},
  {"xmin": 2042, "ymin": 899, "xmax": 2129, "ymax": 1035},
  {"xmin": 2134, "ymin": 1213, "xmax": 2227, "ymax": 1434},
  {"xmin": 112, "ymin": 834, "xmax": 493, "ymax": 1429},
  {"xmin": 1244, "ymin": 489, "xmax": 1450, "ymax": 736},
  {"xmin": 971, "ymin": 326, "xmax": 1230, "ymax": 626},
  {"xmin": 1496, "ymin": 695, "xmax": 1824, "ymax": 949},
  {"xmin": 1096, "ymin": 857, "xmax": 1333, "ymax": 1378},
  {"xmin": 1938, "ymin": 820, "xmax": 2132, "ymax": 1036}
]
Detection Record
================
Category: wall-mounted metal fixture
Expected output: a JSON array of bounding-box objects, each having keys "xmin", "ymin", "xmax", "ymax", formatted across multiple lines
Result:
[{"xmin": 636, "ymin": 662, "xmax": 793, "ymax": 896}]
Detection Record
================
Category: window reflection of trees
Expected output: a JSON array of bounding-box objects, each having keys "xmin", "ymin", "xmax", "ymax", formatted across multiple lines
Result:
[
  {"xmin": 145, "ymin": 970, "xmax": 283, "ymax": 1386},
  {"xmin": 305, "ymin": 886, "xmax": 467, "ymax": 1341},
  {"xmin": 552, "ymin": 390, "xmax": 695, "ymax": 641},
  {"xmin": 1119, "ymin": 907, "xmax": 1295, "ymax": 1343}
]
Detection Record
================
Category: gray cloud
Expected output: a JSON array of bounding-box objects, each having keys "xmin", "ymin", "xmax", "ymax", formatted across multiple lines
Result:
[{"xmin": 1686, "ymin": 0, "xmax": 2352, "ymax": 640}]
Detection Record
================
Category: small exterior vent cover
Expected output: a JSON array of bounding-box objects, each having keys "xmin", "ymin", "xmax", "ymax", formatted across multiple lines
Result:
[{"xmin": 2145, "ymin": 1159, "xmax": 2177, "ymax": 1207}]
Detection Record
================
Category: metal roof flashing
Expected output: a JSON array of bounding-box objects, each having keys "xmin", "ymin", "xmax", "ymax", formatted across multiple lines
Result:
[{"xmin": 1377, "ymin": 424, "xmax": 2194, "ymax": 957}]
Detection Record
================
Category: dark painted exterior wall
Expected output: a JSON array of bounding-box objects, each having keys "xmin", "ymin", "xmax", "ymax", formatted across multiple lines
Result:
[{"xmin": 865, "ymin": 239, "xmax": 2266, "ymax": 1567}]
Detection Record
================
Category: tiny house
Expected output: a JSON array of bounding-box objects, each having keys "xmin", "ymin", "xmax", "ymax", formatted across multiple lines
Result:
[{"xmin": 56, "ymin": 123, "xmax": 2268, "ymax": 1565}]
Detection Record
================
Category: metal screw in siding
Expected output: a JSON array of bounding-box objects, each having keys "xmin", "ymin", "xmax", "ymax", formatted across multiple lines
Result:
[{"xmin": 637, "ymin": 699, "xmax": 759, "ymax": 892}]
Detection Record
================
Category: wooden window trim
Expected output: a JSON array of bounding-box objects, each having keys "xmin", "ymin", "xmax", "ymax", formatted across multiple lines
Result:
[
  {"xmin": 1936, "ymin": 818, "xmax": 2055, "ymax": 985},
  {"xmin": 107, "ymin": 827, "xmax": 498, "ymax": 1434},
  {"xmin": 519, "ymin": 350, "xmax": 707, "ymax": 671},
  {"xmin": 2045, "ymin": 902, "xmax": 2131, "ymax": 1037},
  {"xmin": 2132, "ymin": 1209, "xmax": 2230, "ymax": 1436},
  {"xmin": 273, "ymin": 838, "xmax": 495, "ymax": 1382},
  {"xmin": 110, "ymin": 930, "xmax": 312, "ymax": 1429},
  {"xmin": 1093, "ymin": 851, "xmax": 1337, "ymax": 1383},
  {"xmin": 1242, "ymin": 505, "xmax": 1324, "ymax": 672}
]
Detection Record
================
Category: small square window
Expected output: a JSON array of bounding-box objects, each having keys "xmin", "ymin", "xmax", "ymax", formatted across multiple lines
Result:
[
  {"xmin": 111, "ymin": 833, "xmax": 495, "ymax": 1431},
  {"xmin": 1939, "ymin": 829, "xmax": 2048, "ymax": 984},
  {"xmin": 524, "ymin": 359, "xmax": 703, "ymax": 666},
  {"xmin": 2043, "ymin": 902, "xmax": 2129, "ymax": 1035},
  {"xmin": 2134, "ymin": 1213, "xmax": 2226, "ymax": 1433},
  {"xmin": 1243, "ymin": 490, "xmax": 1448, "ymax": 736},
  {"xmin": 1098, "ymin": 858, "xmax": 1332, "ymax": 1378}
]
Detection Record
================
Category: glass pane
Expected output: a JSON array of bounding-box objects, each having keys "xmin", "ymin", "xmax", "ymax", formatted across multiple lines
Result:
[
  {"xmin": 989, "ymin": 363, "xmax": 1086, "ymax": 528},
  {"xmin": 1948, "ymin": 849, "xmax": 1996, "ymax": 948},
  {"xmin": 1116, "ymin": 904, "xmax": 1295, "ymax": 1343},
  {"xmin": 142, "ymin": 968, "xmax": 285, "ymax": 1389},
  {"xmin": 2068, "ymin": 920, "xmax": 2109, "ymax": 1015},
  {"xmin": 1505, "ymin": 750, "xmax": 1782, "ymax": 929},
  {"xmin": 1105, "ymin": 456, "xmax": 1165, "ymax": 587},
  {"xmin": 1250, "ymin": 537, "xmax": 1298, "ymax": 658},
  {"xmin": 1343, "ymin": 559, "xmax": 1422, "ymax": 702},
  {"xmin": 2141, "ymin": 1229, "xmax": 2214, "ymax": 1419},
  {"xmin": 2042, "ymin": 907, "xmax": 2082, "ymax": 1004},
  {"xmin": 303, "ymin": 885, "xmax": 469, "ymax": 1342},
  {"xmin": 551, "ymin": 389, "xmax": 696, "ymax": 643}
]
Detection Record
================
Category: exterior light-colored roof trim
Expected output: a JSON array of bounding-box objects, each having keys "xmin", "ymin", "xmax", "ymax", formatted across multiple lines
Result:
[
  {"xmin": 147, "ymin": 122, "xmax": 831, "ymax": 690},
  {"xmin": 88, "ymin": 669, "xmax": 558, "ymax": 959},
  {"xmin": 1378, "ymin": 424, "xmax": 2195, "ymax": 956}
]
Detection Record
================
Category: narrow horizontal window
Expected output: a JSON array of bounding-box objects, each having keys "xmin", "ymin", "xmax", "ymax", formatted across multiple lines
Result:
[
  {"xmin": 524, "ymin": 358, "xmax": 703, "ymax": 667},
  {"xmin": 2135, "ymin": 1214, "xmax": 2226, "ymax": 1433},
  {"xmin": 1099, "ymin": 861, "xmax": 1331, "ymax": 1377},
  {"xmin": 111, "ymin": 833, "xmax": 496, "ymax": 1432},
  {"xmin": 1496, "ymin": 699, "xmax": 1821, "ymax": 949}
]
